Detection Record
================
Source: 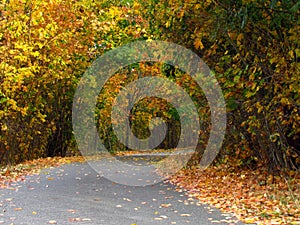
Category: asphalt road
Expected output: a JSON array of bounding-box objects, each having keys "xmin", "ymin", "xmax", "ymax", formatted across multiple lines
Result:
[{"xmin": 0, "ymin": 156, "xmax": 249, "ymax": 225}]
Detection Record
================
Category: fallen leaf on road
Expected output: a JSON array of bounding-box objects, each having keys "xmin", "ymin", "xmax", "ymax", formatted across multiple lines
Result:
[
  {"xmin": 160, "ymin": 203, "xmax": 171, "ymax": 208},
  {"xmin": 14, "ymin": 207, "xmax": 22, "ymax": 211},
  {"xmin": 67, "ymin": 209, "xmax": 76, "ymax": 213},
  {"xmin": 68, "ymin": 218, "xmax": 81, "ymax": 222},
  {"xmin": 159, "ymin": 215, "xmax": 168, "ymax": 219},
  {"xmin": 180, "ymin": 213, "xmax": 191, "ymax": 217}
]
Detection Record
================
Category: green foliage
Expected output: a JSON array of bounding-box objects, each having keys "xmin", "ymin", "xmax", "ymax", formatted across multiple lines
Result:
[
  {"xmin": 1, "ymin": 0, "xmax": 299, "ymax": 172},
  {"xmin": 140, "ymin": 0, "xmax": 300, "ymax": 170}
]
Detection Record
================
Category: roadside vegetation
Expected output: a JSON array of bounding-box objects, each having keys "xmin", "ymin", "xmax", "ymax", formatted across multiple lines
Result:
[{"xmin": 0, "ymin": 0, "xmax": 299, "ymax": 224}]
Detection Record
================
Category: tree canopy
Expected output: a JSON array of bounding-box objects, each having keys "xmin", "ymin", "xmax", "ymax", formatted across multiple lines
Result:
[{"xmin": 0, "ymin": 0, "xmax": 299, "ymax": 171}]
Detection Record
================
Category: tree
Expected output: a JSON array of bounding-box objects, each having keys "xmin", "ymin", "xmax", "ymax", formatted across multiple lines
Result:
[
  {"xmin": 0, "ymin": 0, "xmax": 96, "ymax": 164},
  {"xmin": 139, "ymin": 0, "xmax": 300, "ymax": 170}
]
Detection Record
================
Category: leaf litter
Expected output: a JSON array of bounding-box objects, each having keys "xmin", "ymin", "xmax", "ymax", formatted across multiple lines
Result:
[
  {"xmin": 167, "ymin": 164, "xmax": 300, "ymax": 225},
  {"xmin": 1, "ymin": 155, "xmax": 299, "ymax": 224}
]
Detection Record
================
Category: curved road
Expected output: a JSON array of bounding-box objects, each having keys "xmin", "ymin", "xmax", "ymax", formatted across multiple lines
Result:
[{"xmin": 0, "ymin": 156, "xmax": 249, "ymax": 225}]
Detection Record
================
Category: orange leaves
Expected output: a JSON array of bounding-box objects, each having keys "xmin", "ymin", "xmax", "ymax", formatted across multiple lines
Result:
[
  {"xmin": 194, "ymin": 38, "xmax": 204, "ymax": 50},
  {"xmin": 0, "ymin": 156, "xmax": 84, "ymax": 188},
  {"xmin": 236, "ymin": 33, "xmax": 244, "ymax": 47},
  {"xmin": 169, "ymin": 165, "xmax": 300, "ymax": 225}
]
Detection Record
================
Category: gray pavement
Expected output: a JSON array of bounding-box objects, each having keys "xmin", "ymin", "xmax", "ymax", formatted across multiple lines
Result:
[{"xmin": 0, "ymin": 157, "xmax": 248, "ymax": 225}]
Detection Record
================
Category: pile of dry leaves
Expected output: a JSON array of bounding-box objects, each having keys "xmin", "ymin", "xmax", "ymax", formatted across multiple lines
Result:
[{"xmin": 168, "ymin": 165, "xmax": 300, "ymax": 225}]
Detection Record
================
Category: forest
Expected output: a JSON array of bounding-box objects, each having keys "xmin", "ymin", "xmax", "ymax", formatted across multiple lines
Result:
[
  {"xmin": 1, "ymin": 0, "xmax": 299, "ymax": 223},
  {"xmin": 1, "ymin": 0, "xmax": 299, "ymax": 169}
]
